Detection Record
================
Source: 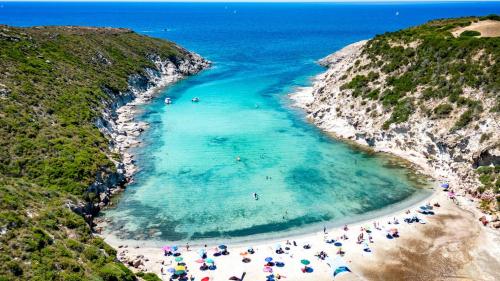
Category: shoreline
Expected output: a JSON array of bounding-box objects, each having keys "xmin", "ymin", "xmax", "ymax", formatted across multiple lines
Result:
[
  {"xmin": 98, "ymin": 185, "xmax": 435, "ymax": 248},
  {"xmin": 96, "ymin": 42, "xmax": 499, "ymax": 280}
]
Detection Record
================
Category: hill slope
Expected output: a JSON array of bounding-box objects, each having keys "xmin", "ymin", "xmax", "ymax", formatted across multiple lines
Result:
[
  {"xmin": 293, "ymin": 16, "xmax": 499, "ymax": 216},
  {"xmin": 0, "ymin": 25, "xmax": 208, "ymax": 280}
]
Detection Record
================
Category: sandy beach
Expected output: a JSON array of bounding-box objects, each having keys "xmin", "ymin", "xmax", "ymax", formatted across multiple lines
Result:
[{"xmin": 99, "ymin": 189, "xmax": 499, "ymax": 281}]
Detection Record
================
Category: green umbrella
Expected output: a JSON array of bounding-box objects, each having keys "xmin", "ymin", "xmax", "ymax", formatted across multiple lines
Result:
[
  {"xmin": 300, "ymin": 259, "xmax": 310, "ymax": 265},
  {"xmin": 175, "ymin": 270, "xmax": 185, "ymax": 275},
  {"xmin": 175, "ymin": 257, "xmax": 184, "ymax": 262}
]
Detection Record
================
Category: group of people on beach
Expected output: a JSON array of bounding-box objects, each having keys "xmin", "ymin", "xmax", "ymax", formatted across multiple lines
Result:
[{"xmin": 155, "ymin": 191, "xmax": 448, "ymax": 281}]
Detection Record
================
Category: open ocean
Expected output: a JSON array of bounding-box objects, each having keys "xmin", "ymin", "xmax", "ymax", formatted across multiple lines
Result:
[{"xmin": 3, "ymin": 2, "xmax": 499, "ymax": 242}]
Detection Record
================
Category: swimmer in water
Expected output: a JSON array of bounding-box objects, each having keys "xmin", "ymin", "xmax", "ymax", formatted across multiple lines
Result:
[
  {"xmin": 253, "ymin": 192, "xmax": 259, "ymax": 200},
  {"xmin": 236, "ymin": 156, "xmax": 241, "ymax": 161}
]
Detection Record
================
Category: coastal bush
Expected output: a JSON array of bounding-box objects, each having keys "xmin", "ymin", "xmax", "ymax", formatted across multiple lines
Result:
[
  {"xmin": 137, "ymin": 272, "xmax": 162, "ymax": 281},
  {"xmin": 460, "ymin": 30, "xmax": 481, "ymax": 37},
  {"xmin": 99, "ymin": 263, "xmax": 135, "ymax": 281},
  {"xmin": 453, "ymin": 109, "xmax": 474, "ymax": 130},
  {"xmin": 433, "ymin": 103, "xmax": 453, "ymax": 118}
]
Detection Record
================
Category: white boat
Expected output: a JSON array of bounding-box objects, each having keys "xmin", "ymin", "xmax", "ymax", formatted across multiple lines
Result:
[
  {"xmin": 191, "ymin": 97, "xmax": 200, "ymax": 103},
  {"xmin": 164, "ymin": 97, "xmax": 172, "ymax": 104}
]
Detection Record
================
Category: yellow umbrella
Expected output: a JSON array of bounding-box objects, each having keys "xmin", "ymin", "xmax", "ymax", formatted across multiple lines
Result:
[{"xmin": 175, "ymin": 265, "xmax": 186, "ymax": 271}]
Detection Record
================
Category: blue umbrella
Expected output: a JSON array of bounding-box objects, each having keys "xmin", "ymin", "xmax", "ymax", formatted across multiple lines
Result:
[
  {"xmin": 205, "ymin": 258, "xmax": 215, "ymax": 264},
  {"xmin": 171, "ymin": 245, "xmax": 179, "ymax": 252},
  {"xmin": 218, "ymin": 245, "xmax": 227, "ymax": 250},
  {"xmin": 334, "ymin": 242, "xmax": 342, "ymax": 247},
  {"xmin": 167, "ymin": 268, "xmax": 175, "ymax": 273},
  {"xmin": 199, "ymin": 248, "xmax": 206, "ymax": 257},
  {"xmin": 265, "ymin": 257, "xmax": 273, "ymax": 262},
  {"xmin": 441, "ymin": 183, "xmax": 449, "ymax": 188},
  {"xmin": 275, "ymin": 244, "xmax": 282, "ymax": 250}
]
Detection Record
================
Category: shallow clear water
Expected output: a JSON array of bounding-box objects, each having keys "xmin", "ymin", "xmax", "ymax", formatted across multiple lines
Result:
[{"xmin": 4, "ymin": 2, "xmax": 499, "ymax": 242}]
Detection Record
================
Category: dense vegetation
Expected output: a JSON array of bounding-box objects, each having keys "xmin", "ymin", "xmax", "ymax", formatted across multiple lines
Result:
[
  {"xmin": 340, "ymin": 15, "xmax": 499, "ymax": 130},
  {"xmin": 0, "ymin": 25, "xmax": 190, "ymax": 280}
]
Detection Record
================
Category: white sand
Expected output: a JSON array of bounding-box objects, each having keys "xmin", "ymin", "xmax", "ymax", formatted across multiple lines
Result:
[{"xmin": 100, "ymin": 189, "xmax": 457, "ymax": 281}]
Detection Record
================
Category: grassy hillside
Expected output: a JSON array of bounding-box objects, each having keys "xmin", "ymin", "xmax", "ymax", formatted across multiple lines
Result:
[
  {"xmin": 0, "ymin": 25, "xmax": 195, "ymax": 281},
  {"xmin": 341, "ymin": 15, "xmax": 499, "ymax": 129}
]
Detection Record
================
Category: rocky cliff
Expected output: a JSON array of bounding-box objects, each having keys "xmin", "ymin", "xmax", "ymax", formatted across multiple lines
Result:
[{"xmin": 291, "ymin": 16, "xmax": 499, "ymax": 218}]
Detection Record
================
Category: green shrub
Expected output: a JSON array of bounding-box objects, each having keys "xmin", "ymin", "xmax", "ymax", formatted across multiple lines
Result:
[
  {"xmin": 433, "ymin": 103, "xmax": 453, "ymax": 118},
  {"xmin": 453, "ymin": 109, "xmax": 473, "ymax": 130},
  {"xmin": 460, "ymin": 30, "xmax": 481, "ymax": 37},
  {"xmin": 137, "ymin": 272, "xmax": 161, "ymax": 281},
  {"xmin": 99, "ymin": 263, "xmax": 135, "ymax": 281}
]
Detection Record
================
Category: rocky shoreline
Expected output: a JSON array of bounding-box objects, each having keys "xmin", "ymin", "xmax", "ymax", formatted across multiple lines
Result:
[
  {"xmin": 290, "ymin": 40, "xmax": 499, "ymax": 226},
  {"xmin": 68, "ymin": 50, "xmax": 210, "ymax": 221}
]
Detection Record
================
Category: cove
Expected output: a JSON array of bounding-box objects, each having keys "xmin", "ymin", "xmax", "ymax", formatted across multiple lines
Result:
[{"xmin": 3, "ymin": 2, "xmax": 497, "ymax": 243}]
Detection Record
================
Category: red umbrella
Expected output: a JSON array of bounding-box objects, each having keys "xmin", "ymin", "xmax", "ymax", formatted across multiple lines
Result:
[{"xmin": 201, "ymin": 277, "xmax": 210, "ymax": 281}]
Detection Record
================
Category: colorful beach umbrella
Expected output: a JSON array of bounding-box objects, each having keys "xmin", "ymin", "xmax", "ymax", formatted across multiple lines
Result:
[
  {"xmin": 263, "ymin": 266, "xmax": 273, "ymax": 272},
  {"xmin": 300, "ymin": 259, "xmax": 310, "ymax": 265},
  {"xmin": 333, "ymin": 266, "xmax": 352, "ymax": 277},
  {"xmin": 201, "ymin": 278, "xmax": 210, "ymax": 281},
  {"xmin": 171, "ymin": 245, "xmax": 179, "ymax": 252},
  {"xmin": 175, "ymin": 257, "xmax": 183, "ymax": 262},
  {"xmin": 175, "ymin": 265, "xmax": 186, "ymax": 271},
  {"xmin": 162, "ymin": 246, "xmax": 171, "ymax": 251},
  {"xmin": 196, "ymin": 258, "xmax": 205, "ymax": 263},
  {"xmin": 205, "ymin": 258, "xmax": 214, "ymax": 264},
  {"xmin": 441, "ymin": 183, "xmax": 449, "ymax": 188},
  {"xmin": 218, "ymin": 244, "xmax": 227, "ymax": 250},
  {"xmin": 265, "ymin": 257, "xmax": 273, "ymax": 262},
  {"xmin": 334, "ymin": 242, "xmax": 342, "ymax": 247},
  {"xmin": 167, "ymin": 268, "xmax": 175, "ymax": 273},
  {"xmin": 275, "ymin": 244, "xmax": 282, "ymax": 250}
]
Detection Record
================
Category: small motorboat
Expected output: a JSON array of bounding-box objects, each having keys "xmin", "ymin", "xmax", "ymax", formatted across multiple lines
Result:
[
  {"xmin": 191, "ymin": 97, "xmax": 200, "ymax": 103},
  {"xmin": 164, "ymin": 97, "xmax": 172, "ymax": 104}
]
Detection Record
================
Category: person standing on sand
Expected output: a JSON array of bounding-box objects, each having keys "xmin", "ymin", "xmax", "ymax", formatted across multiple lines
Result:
[
  {"xmin": 186, "ymin": 242, "xmax": 190, "ymax": 251},
  {"xmin": 324, "ymin": 226, "xmax": 327, "ymax": 234}
]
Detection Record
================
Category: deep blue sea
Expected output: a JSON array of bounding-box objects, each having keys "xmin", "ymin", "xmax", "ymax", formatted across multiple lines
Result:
[{"xmin": 3, "ymin": 2, "xmax": 499, "ymax": 243}]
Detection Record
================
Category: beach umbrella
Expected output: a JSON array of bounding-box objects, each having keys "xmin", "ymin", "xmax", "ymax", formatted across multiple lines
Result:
[
  {"xmin": 263, "ymin": 266, "xmax": 273, "ymax": 273},
  {"xmin": 175, "ymin": 257, "xmax": 183, "ymax": 262},
  {"xmin": 441, "ymin": 183, "xmax": 449, "ymax": 188},
  {"xmin": 171, "ymin": 245, "xmax": 179, "ymax": 252},
  {"xmin": 334, "ymin": 242, "xmax": 342, "ymax": 247},
  {"xmin": 195, "ymin": 258, "xmax": 205, "ymax": 263},
  {"xmin": 175, "ymin": 265, "xmax": 186, "ymax": 271},
  {"xmin": 201, "ymin": 278, "xmax": 210, "ymax": 281},
  {"xmin": 265, "ymin": 257, "xmax": 273, "ymax": 263},
  {"xmin": 333, "ymin": 265, "xmax": 352, "ymax": 277},
  {"xmin": 167, "ymin": 268, "xmax": 175, "ymax": 273},
  {"xmin": 218, "ymin": 244, "xmax": 227, "ymax": 250},
  {"xmin": 175, "ymin": 270, "xmax": 185, "ymax": 275},
  {"xmin": 275, "ymin": 244, "xmax": 282, "ymax": 250},
  {"xmin": 300, "ymin": 259, "xmax": 310, "ymax": 265},
  {"xmin": 205, "ymin": 258, "xmax": 214, "ymax": 264},
  {"xmin": 162, "ymin": 246, "xmax": 171, "ymax": 251}
]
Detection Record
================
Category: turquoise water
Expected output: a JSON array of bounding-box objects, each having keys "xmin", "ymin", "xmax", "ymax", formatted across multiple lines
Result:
[{"xmin": 4, "ymin": 2, "xmax": 499, "ymax": 242}]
